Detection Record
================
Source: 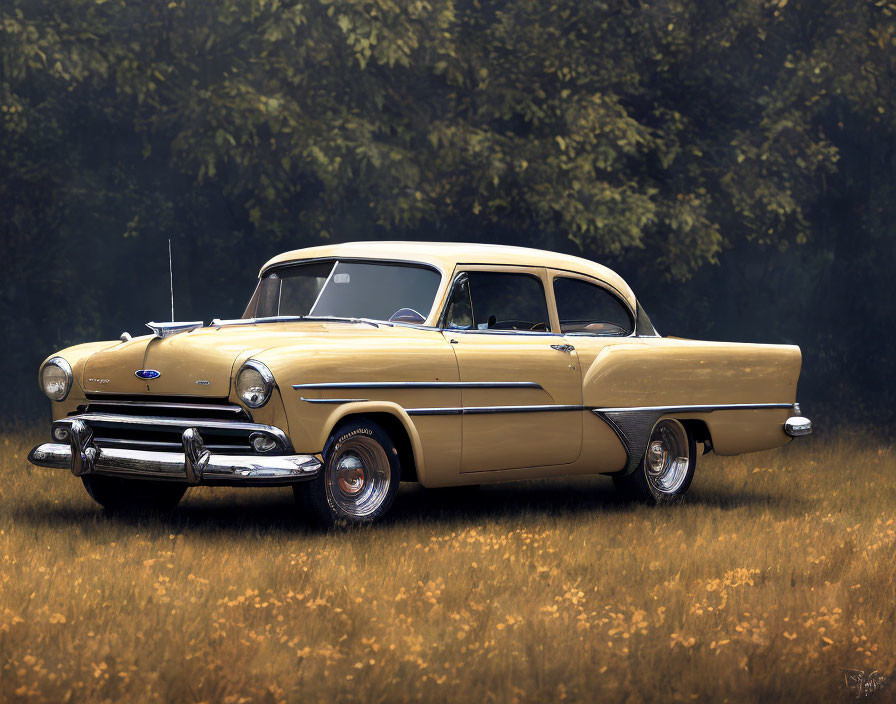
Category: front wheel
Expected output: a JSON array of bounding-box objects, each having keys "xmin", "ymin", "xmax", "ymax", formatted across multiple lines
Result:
[
  {"xmin": 294, "ymin": 419, "xmax": 401, "ymax": 526},
  {"xmin": 613, "ymin": 418, "xmax": 696, "ymax": 504},
  {"xmin": 82, "ymin": 475, "xmax": 187, "ymax": 514}
]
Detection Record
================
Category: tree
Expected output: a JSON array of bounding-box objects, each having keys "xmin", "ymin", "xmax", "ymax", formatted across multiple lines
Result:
[{"xmin": 1, "ymin": 0, "xmax": 895, "ymax": 419}]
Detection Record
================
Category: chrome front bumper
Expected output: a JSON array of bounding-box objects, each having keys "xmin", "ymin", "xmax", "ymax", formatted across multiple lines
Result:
[{"xmin": 28, "ymin": 419, "xmax": 322, "ymax": 486}]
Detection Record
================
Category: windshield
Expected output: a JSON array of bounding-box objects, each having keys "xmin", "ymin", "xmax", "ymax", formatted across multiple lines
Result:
[{"xmin": 243, "ymin": 260, "xmax": 442, "ymax": 324}]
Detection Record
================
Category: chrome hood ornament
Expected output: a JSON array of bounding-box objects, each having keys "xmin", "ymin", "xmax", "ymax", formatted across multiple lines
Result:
[{"xmin": 145, "ymin": 321, "xmax": 203, "ymax": 338}]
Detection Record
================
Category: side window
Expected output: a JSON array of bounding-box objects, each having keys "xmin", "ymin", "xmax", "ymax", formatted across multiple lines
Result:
[
  {"xmin": 553, "ymin": 276, "xmax": 633, "ymax": 336},
  {"xmin": 445, "ymin": 271, "xmax": 550, "ymax": 332}
]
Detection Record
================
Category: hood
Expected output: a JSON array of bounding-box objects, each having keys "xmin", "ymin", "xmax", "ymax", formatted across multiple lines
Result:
[{"xmin": 80, "ymin": 324, "xmax": 328, "ymax": 397}]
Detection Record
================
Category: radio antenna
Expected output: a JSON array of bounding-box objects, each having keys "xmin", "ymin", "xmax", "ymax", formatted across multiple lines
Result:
[{"xmin": 168, "ymin": 238, "xmax": 175, "ymax": 322}]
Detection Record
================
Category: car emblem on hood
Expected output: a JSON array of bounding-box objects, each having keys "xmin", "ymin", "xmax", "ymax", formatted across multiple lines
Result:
[{"xmin": 135, "ymin": 369, "xmax": 161, "ymax": 380}]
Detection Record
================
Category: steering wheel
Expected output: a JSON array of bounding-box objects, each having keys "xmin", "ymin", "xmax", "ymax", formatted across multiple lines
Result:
[{"xmin": 389, "ymin": 307, "xmax": 426, "ymax": 324}]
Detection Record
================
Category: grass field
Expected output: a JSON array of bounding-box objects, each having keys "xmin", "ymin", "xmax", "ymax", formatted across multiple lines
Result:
[{"xmin": 0, "ymin": 424, "xmax": 894, "ymax": 703}]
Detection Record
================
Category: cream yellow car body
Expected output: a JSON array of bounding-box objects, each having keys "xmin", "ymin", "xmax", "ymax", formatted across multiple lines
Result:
[{"xmin": 30, "ymin": 241, "xmax": 809, "ymax": 494}]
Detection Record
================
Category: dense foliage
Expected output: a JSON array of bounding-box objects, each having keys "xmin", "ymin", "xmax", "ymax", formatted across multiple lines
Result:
[{"xmin": 2, "ymin": 0, "xmax": 895, "ymax": 421}]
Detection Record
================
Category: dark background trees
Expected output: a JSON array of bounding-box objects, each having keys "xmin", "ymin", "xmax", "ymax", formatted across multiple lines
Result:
[{"xmin": 2, "ymin": 0, "xmax": 894, "ymax": 425}]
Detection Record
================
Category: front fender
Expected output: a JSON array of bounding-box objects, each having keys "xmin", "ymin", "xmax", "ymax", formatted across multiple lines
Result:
[{"xmin": 312, "ymin": 401, "xmax": 428, "ymax": 484}]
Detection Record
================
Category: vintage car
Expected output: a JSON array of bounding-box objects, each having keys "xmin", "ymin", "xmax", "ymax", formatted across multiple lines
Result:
[{"xmin": 28, "ymin": 242, "xmax": 812, "ymax": 524}]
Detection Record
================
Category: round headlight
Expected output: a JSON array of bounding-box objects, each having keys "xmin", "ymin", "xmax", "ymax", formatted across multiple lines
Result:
[
  {"xmin": 236, "ymin": 360, "xmax": 274, "ymax": 408},
  {"xmin": 41, "ymin": 357, "xmax": 73, "ymax": 401}
]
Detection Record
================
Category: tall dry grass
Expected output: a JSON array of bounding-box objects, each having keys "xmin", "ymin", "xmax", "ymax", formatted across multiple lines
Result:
[{"xmin": 0, "ymin": 424, "xmax": 894, "ymax": 703}]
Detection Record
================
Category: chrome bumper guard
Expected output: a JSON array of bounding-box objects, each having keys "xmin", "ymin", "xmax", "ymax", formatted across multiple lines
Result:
[
  {"xmin": 784, "ymin": 403, "xmax": 812, "ymax": 438},
  {"xmin": 28, "ymin": 418, "xmax": 322, "ymax": 486}
]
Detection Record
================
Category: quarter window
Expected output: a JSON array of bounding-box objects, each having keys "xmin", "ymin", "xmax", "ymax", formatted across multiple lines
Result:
[
  {"xmin": 444, "ymin": 272, "xmax": 550, "ymax": 332},
  {"xmin": 553, "ymin": 277, "xmax": 633, "ymax": 336}
]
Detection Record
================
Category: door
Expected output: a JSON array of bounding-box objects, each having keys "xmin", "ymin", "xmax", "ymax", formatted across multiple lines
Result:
[
  {"xmin": 441, "ymin": 267, "xmax": 583, "ymax": 472},
  {"xmin": 548, "ymin": 271, "xmax": 639, "ymax": 402}
]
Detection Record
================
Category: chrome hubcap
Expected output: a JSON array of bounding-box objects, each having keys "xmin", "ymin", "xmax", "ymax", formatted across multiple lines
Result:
[
  {"xmin": 326, "ymin": 436, "xmax": 391, "ymax": 518},
  {"xmin": 336, "ymin": 455, "xmax": 366, "ymax": 495},
  {"xmin": 644, "ymin": 419, "xmax": 690, "ymax": 494}
]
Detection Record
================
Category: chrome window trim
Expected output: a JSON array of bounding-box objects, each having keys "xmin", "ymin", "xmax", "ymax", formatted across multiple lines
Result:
[
  {"xmin": 293, "ymin": 381, "xmax": 543, "ymax": 390},
  {"xmin": 42, "ymin": 356, "xmax": 73, "ymax": 402},
  {"xmin": 441, "ymin": 328, "xmax": 565, "ymax": 338},
  {"xmin": 308, "ymin": 259, "xmax": 338, "ymax": 315}
]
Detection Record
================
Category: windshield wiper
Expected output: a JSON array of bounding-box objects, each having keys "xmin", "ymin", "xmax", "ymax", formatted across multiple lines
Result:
[
  {"xmin": 211, "ymin": 315, "xmax": 391, "ymax": 328},
  {"xmin": 298, "ymin": 316, "xmax": 392, "ymax": 328}
]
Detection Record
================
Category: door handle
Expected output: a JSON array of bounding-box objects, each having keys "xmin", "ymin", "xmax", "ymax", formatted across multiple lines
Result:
[{"xmin": 550, "ymin": 344, "xmax": 575, "ymax": 353}]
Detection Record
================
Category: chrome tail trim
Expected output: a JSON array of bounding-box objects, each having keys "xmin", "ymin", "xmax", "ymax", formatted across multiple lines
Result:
[
  {"xmin": 406, "ymin": 404, "xmax": 584, "ymax": 416},
  {"xmin": 592, "ymin": 401, "xmax": 811, "ymax": 474},
  {"xmin": 592, "ymin": 402, "xmax": 793, "ymax": 414},
  {"xmin": 293, "ymin": 381, "xmax": 542, "ymax": 390},
  {"xmin": 784, "ymin": 416, "xmax": 812, "ymax": 437}
]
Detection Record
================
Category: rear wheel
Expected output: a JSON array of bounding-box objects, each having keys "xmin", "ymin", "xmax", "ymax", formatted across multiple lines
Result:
[
  {"xmin": 294, "ymin": 419, "xmax": 401, "ymax": 526},
  {"xmin": 613, "ymin": 418, "xmax": 696, "ymax": 504},
  {"xmin": 82, "ymin": 475, "xmax": 187, "ymax": 514}
]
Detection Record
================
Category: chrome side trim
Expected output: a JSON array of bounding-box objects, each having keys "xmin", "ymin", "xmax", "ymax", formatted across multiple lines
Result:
[
  {"xmin": 293, "ymin": 381, "xmax": 543, "ymax": 390},
  {"xmin": 27, "ymin": 442, "xmax": 321, "ymax": 485},
  {"xmin": 592, "ymin": 403, "xmax": 793, "ymax": 414},
  {"xmin": 54, "ymin": 413, "xmax": 292, "ymax": 451},
  {"xmin": 406, "ymin": 404, "xmax": 584, "ymax": 416},
  {"xmin": 146, "ymin": 321, "xmax": 204, "ymax": 338},
  {"xmin": 406, "ymin": 407, "xmax": 464, "ymax": 416},
  {"xmin": 300, "ymin": 397, "xmax": 369, "ymax": 404}
]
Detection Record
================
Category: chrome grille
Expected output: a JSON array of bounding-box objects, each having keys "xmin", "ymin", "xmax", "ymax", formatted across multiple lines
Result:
[{"xmin": 65, "ymin": 397, "xmax": 283, "ymax": 455}]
